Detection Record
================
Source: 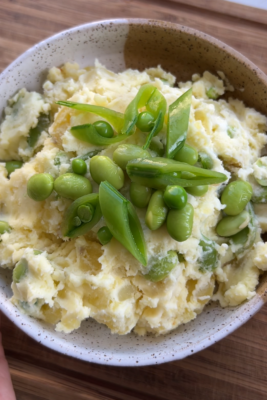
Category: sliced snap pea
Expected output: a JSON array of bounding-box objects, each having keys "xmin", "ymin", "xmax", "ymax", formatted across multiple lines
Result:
[
  {"xmin": 198, "ymin": 152, "xmax": 213, "ymax": 170},
  {"xmin": 145, "ymin": 190, "xmax": 168, "ymax": 231},
  {"xmin": 216, "ymin": 210, "xmax": 250, "ymax": 237},
  {"xmin": 27, "ymin": 113, "xmax": 50, "ymax": 148},
  {"xmin": 13, "ymin": 258, "xmax": 28, "ymax": 283},
  {"xmin": 166, "ymin": 203, "xmax": 194, "ymax": 242},
  {"xmin": 90, "ymin": 156, "xmax": 124, "ymax": 189},
  {"xmin": 166, "ymin": 88, "xmax": 192, "ymax": 159},
  {"xmin": 163, "ymin": 185, "xmax": 187, "ymax": 209},
  {"xmin": 174, "ymin": 144, "xmax": 198, "ymax": 165},
  {"xmin": 62, "ymin": 193, "xmax": 102, "ymax": 238},
  {"xmin": 113, "ymin": 144, "xmax": 150, "ymax": 170},
  {"xmin": 130, "ymin": 182, "xmax": 152, "ymax": 208},
  {"xmin": 221, "ymin": 180, "xmax": 253, "ymax": 215},
  {"xmin": 27, "ymin": 173, "xmax": 54, "ymax": 201},
  {"xmin": 136, "ymin": 111, "xmax": 155, "ymax": 132},
  {"xmin": 186, "ymin": 185, "xmax": 208, "ymax": 197},
  {"xmin": 206, "ymin": 87, "xmax": 219, "ymax": 100},
  {"xmin": 71, "ymin": 158, "xmax": 87, "ymax": 175},
  {"xmin": 99, "ymin": 181, "xmax": 147, "ymax": 265},
  {"xmin": 144, "ymin": 251, "xmax": 178, "ymax": 282},
  {"xmin": 54, "ymin": 173, "xmax": 92, "ymax": 200},
  {"xmin": 198, "ymin": 236, "xmax": 218, "ymax": 272},
  {"xmin": 71, "ymin": 124, "xmax": 131, "ymax": 146},
  {"xmin": 143, "ymin": 89, "xmax": 167, "ymax": 149},
  {"xmin": 149, "ymin": 138, "xmax": 165, "ymax": 157},
  {"xmin": 93, "ymin": 121, "xmax": 114, "ymax": 138},
  {"xmin": 0, "ymin": 221, "xmax": 10, "ymax": 234},
  {"xmin": 97, "ymin": 226, "xmax": 113, "ymax": 245},
  {"xmin": 5, "ymin": 161, "xmax": 23, "ymax": 177},
  {"xmin": 126, "ymin": 157, "xmax": 227, "ymax": 190}
]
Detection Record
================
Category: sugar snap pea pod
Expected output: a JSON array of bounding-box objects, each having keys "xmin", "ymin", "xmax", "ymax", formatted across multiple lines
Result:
[
  {"xmin": 143, "ymin": 89, "xmax": 167, "ymax": 149},
  {"xmin": 216, "ymin": 210, "xmax": 250, "ymax": 237},
  {"xmin": 13, "ymin": 258, "xmax": 28, "ymax": 283},
  {"xmin": 126, "ymin": 157, "xmax": 227, "ymax": 190},
  {"xmin": 229, "ymin": 202, "xmax": 256, "ymax": 254},
  {"xmin": 27, "ymin": 113, "xmax": 50, "ymax": 147},
  {"xmin": 70, "ymin": 124, "xmax": 131, "ymax": 146},
  {"xmin": 174, "ymin": 144, "xmax": 198, "ymax": 165},
  {"xmin": 198, "ymin": 236, "xmax": 218, "ymax": 272},
  {"xmin": 121, "ymin": 84, "xmax": 156, "ymax": 135},
  {"xmin": 93, "ymin": 121, "xmax": 114, "ymax": 138},
  {"xmin": 0, "ymin": 221, "xmax": 10, "ymax": 234},
  {"xmin": 113, "ymin": 144, "xmax": 150, "ymax": 170},
  {"xmin": 166, "ymin": 88, "xmax": 192, "ymax": 159},
  {"xmin": 144, "ymin": 250, "xmax": 178, "ymax": 282},
  {"xmin": 5, "ymin": 161, "xmax": 23, "ymax": 177},
  {"xmin": 62, "ymin": 193, "xmax": 102, "ymax": 238},
  {"xmin": 54, "ymin": 173, "xmax": 92, "ymax": 200},
  {"xmin": 143, "ymin": 110, "xmax": 164, "ymax": 150},
  {"xmin": 198, "ymin": 152, "xmax": 213, "ymax": 170},
  {"xmin": 130, "ymin": 182, "xmax": 152, "ymax": 208},
  {"xmin": 90, "ymin": 156, "xmax": 124, "ymax": 189},
  {"xmin": 99, "ymin": 181, "xmax": 147, "ymax": 266},
  {"xmin": 56, "ymin": 101, "xmax": 124, "ymax": 133},
  {"xmin": 167, "ymin": 203, "xmax": 194, "ymax": 242},
  {"xmin": 221, "ymin": 180, "xmax": 253, "ymax": 215},
  {"xmin": 145, "ymin": 190, "xmax": 168, "ymax": 230}
]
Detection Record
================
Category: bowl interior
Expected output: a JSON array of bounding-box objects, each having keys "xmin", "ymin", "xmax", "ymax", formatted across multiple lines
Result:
[{"xmin": 0, "ymin": 19, "xmax": 266, "ymax": 366}]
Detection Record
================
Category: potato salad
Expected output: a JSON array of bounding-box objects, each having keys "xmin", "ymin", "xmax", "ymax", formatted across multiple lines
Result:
[{"xmin": 0, "ymin": 61, "xmax": 267, "ymax": 336}]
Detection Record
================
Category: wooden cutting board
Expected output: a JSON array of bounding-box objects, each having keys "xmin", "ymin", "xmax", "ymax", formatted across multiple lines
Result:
[{"xmin": 1, "ymin": 1, "xmax": 267, "ymax": 399}]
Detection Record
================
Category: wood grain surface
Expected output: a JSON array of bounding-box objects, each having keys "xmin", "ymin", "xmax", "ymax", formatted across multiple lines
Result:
[{"xmin": 1, "ymin": 0, "xmax": 267, "ymax": 399}]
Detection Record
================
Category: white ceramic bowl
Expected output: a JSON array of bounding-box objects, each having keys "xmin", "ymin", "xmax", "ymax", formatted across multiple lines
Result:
[{"xmin": 1, "ymin": 19, "xmax": 267, "ymax": 366}]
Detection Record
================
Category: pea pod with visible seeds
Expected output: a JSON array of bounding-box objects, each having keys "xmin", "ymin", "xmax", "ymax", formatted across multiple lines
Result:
[{"xmin": 144, "ymin": 251, "xmax": 178, "ymax": 282}]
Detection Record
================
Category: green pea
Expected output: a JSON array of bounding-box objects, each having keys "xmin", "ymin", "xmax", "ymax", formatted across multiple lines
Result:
[
  {"xmin": 163, "ymin": 185, "xmax": 187, "ymax": 209},
  {"xmin": 186, "ymin": 185, "xmax": 208, "ymax": 197},
  {"xmin": 144, "ymin": 250, "xmax": 178, "ymax": 282},
  {"xmin": 90, "ymin": 156, "xmax": 124, "ymax": 189},
  {"xmin": 73, "ymin": 216, "xmax": 82, "ymax": 226},
  {"xmin": 77, "ymin": 204, "xmax": 94, "ymax": 223},
  {"xmin": 216, "ymin": 210, "xmax": 250, "ymax": 237},
  {"xmin": 174, "ymin": 144, "xmax": 198, "ymax": 165},
  {"xmin": 198, "ymin": 152, "xmax": 213, "ymax": 169},
  {"xmin": 145, "ymin": 190, "xmax": 168, "ymax": 231},
  {"xmin": 54, "ymin": 173, "xmax": 92, "ymax": 200},
  {"xmin": 13, "ymin": 259, "xmax": 28, "ymax": 283},
  {"xmin": 130, "ymin": 182, "xmax": 151, "ymax": 208},
  {"xmin": 167, "ymin": 203, "xmax": 194, "ymax": 242},
  {"xmin": 97, "ymin": 226, "xmax": 113, "ymax": 245},
  {"xmin": 221, "ymin": 180, "xmax": 253, "ymax": 215},
  {"xmin": 93, "ymin": 121, "xmax": 114, "ymax": 138},
  {"xmin": 136, "ymin": 111, "xmax": 155, "ymax": 132},
  {"xmin": 149, "ymin": 138, "xmax": 165, "ymax": 157},
  {"xmin": 71, "ymin": 158, "xmax": 87, "ymax": 175},
  {"xmin": 0, "ymin": 221, "xmax": 10, "ymax": 234},
  {"xmin": 113, "ymin": 144, "xmax": 150, "ymax": 170},
  {"xmin": 27, "ymin": 173, "xmax": 54, "ymax": 201},
  {"xmin": 5, "ymin": 161, "xmax": 23, "ymax": 177}
]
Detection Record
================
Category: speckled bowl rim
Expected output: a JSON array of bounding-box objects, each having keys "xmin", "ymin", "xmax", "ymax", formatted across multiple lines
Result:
[{"xmin": 0, "ymin": 18, "xmax": 267, "ymax": 367}]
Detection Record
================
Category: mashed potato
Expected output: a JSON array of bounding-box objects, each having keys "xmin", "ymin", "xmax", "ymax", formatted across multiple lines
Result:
[{"xmin": 1, "ymin": 61, "xmax": 267, "ymax": 335}]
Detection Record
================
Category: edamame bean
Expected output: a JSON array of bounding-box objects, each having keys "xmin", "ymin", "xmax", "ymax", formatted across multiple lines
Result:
[
  {"xmin": 216, "ymin": 210, "xmax": 250, "ymax": 237},
  {"xmin": 174, "ymin": 144, "xmax": 198, "ymax": 165},
  {"xmin": 113, "ymin": 144, "xmax": 150, "ymax": 170},
  {"xmin": 198, "ymin": 152, "xmax": 213, "ymax": 169},
  {"xmin": 13, "ymin": 259, "xmax": 28, "ymax": 283},
  {"xmin": 54, "ymin": 173, "xmax": 92, "ymax": 200},
  {"xmin": 72, "ymin": 158, "xmax": 87, "ymax": 175},
  {"xmin": 130, "ymin": 182, "xmax": 151, "ymax": 208},
  {"xmin": 27, "ymin": 173, "xmax": 54, "ymax": 201},
  {"xmin": 0, "ymin": 221, "xmax": 10, "ymax": 234},
  {"xmin": 230, "ymin": 226, "xmax": 249, "ymax": 246},
  {"xmin": 136, "ymin": 111, "xmax": 155, "ymax": 132},
  {"xmin": 145, "ymin": 190, "xmax": 168, "ymax": 231},
  {"xmin": 5, "ymin": 161, "xmax": 23, "ymax": 177},
  {"xmin": 167, "ymin": 203, "xmax": 194, "ymax": 242},
  {"xmin": 77, "ymin": 204, "xmax": 94, "ymax": 223},
  {"xmin": 144, "ymin": 250, "xmax": 178, "ymax": 282},
  {"xmin": 90, "ymin": 156, "xmax": 124, "ymax": 189},
  {"xmin": 221, "ymin": 181, "xmax": 253, "ymax": 215},
  {"xmin": 163, "ymin": 185, "xmax": 187, "ymax": 209},
  {"xmin": 97, "ymin": 226, "xmax": 113, "ymax": 245},
  {"xmin": 186, "ymin": 185, "xmax": 208, "ymax": 197},
  {"xmin": 93, "ymin": 121, "xmax": 114, "ymax": 138}
]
